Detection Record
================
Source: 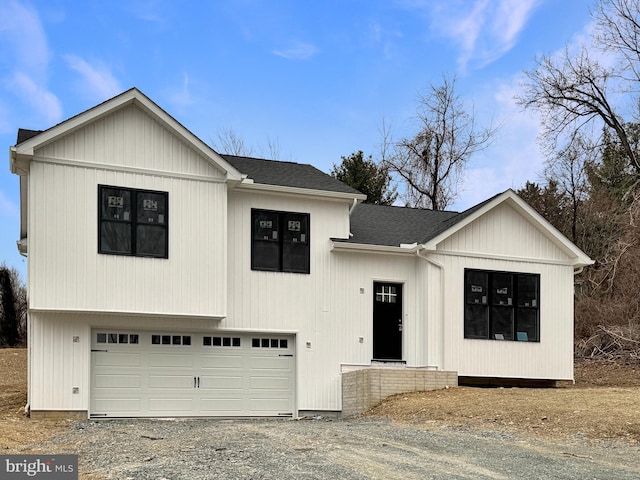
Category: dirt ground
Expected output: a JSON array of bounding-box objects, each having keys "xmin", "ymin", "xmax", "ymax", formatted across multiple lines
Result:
[
  {"xmin": 367, "ymin": 358, "xmax": 640, "ymax": 443},
  {"xmin": 1, "ymin": 348, "xmax": 639, "ymax": 454}
]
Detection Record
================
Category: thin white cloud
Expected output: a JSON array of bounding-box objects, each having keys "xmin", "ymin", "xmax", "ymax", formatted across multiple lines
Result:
[
  {"xmin": 368, "ymin": 21, "xmax": 403, "ymax": 60},
  {"xmin": 168, "ymin": 73, "xmax": 195, "ymax": 108},
  {"xmin": 272, "ymin": 41, "xmax": 319, "ymax": 60},
  {"xmin": 125, "ymin": 0, "xmax": 166, "ymax": 26},
  {"xmin": 403, "ymin": 0, "xmax": 541, "ymax": 71},
  {"xmin": 0, "ymin": 1, "xmax": 61, "ymax": 123},
  {"xmin": 455, "ymin": 74, "xmax": 544, "ymax": 210},
  {"xmin": 9, "ymin": 72, "xmax": 63, "ymax": 124},
  {"xmin": 63, "ymin": 55, "xmax": 122, "ymax": 101},
  {"xmin": 0, "ymin": 1, "xmax": 50, "ymax": 76}
]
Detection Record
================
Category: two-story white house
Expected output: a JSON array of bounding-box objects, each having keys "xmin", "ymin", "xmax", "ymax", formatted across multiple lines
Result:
[{"xmin": 9, "ymin": 88, "xmax": 593, "ymax": 419}]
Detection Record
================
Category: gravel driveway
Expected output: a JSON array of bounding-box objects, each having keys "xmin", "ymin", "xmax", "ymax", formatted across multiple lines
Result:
[{"xmin": 42, "ymin": 417, "xmax": 640, "ymax": 480}]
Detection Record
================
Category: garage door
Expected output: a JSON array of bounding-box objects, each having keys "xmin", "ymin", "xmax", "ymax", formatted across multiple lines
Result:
[{"xmin": 90, "ymin": 330, "xmax": 295, "ymax": 417}]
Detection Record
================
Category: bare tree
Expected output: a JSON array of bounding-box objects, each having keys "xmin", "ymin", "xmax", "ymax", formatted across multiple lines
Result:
[
  {"xmin": 211, "ymin": 128, "xmax": 284, "ymax": 160},
  {"xmin": 518, "ymin": 0, "xmax": 640, "ymax": 179},
  {"xmin": 211, "ymin": 127, "xmax": 254, "ymax": 157},
  {"xmin": 385, "ymin": 75, "xmax": 497, "ymax": 210},
  {"xmin": 543, "ymin": 132, "xmax": 592, "ymax": 241}
]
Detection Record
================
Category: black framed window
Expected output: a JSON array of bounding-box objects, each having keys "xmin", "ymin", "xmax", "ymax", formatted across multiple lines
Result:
[
  {"xmin": 464, "ymin": 269, "xmax": 540, "ymax": 342},
  {"xmin": 99, "ymin": 185, "xmax": 168, "ymax": 258},
  {"xmin": 251, "ymin": 209, "xmax": 310, "ymax": 274}
]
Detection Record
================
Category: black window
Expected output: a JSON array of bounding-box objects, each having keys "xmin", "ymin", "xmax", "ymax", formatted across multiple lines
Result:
[
  {"xmin": 464, "ymin": 269, "xmax": 540, "ymax": 342},
  {"xmin": 99, "ymin": 185, "xmax": 168, "ymax": 258},
  {"xmin": 251, "ymin": 209, "xmax": 310, "ymax": 274}
]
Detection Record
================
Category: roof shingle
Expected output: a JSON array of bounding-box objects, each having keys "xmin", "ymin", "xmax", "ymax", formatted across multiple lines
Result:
[{"xmin": 223, "ymin": 155, "xmax": 362, "ymax": 195}]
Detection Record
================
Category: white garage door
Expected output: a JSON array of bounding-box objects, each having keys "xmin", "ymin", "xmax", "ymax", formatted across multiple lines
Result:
[{"xmin": 90, "ymin": 330, "xmax": 295, "ymax": 418}]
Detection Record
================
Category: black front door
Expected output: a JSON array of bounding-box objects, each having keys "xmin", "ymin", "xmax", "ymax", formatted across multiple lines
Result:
[{"xmin": 373, "ymin": 282, "xmax": 403, "ymax": 360}]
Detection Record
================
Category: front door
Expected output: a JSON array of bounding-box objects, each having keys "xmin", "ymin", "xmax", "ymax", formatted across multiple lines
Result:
[{"xmin": 373, "ymin": 282, "xmax": 403, "ymax": 360}]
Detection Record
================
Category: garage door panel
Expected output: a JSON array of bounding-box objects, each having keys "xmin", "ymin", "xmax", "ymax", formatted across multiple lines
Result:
[
  {"xmin": 149, "ymin": 353, "xmax": 193, "ymax": 368},
  {"xmin": 199, "ymin": 397, "xmax": 244, "ymax": 413},
  {"xmin": 94, "ymin": 352, "xmax": 141, "ymax": 367},
  {"xmin": 249, "ymin": 397, "xmax": 292, "ymax": 413},
  {"xmin": 250, "ymin": 376, "xmax": 291, "ymax": 390},
  {"xmin": 201, "ymin": 354, "xmax": 243, "ymax": 369},
  {"xmin": 249, "ymin": 356, "xmax": 292, "ymax": 370},
  {"xmin": 199, "ymin": 375, "xmax": 243, "ymax": 390},
  {"xmin": 93, "ymin": 398, "xmax": 141, "ymax": 413},
  {"xmin": 94, "ymin": 374, "xmax": 141, "ymax": 389},
  {"xmin": 148, "ymin": 374, "xmax": 194, "ymax": 389},
  {"xmin": 148, "ymin": 398, "xmax": 194, "ymax": 412},
  {"xmin": 91, "ymin": 331, "xmax": 295, "ymax": 417}
]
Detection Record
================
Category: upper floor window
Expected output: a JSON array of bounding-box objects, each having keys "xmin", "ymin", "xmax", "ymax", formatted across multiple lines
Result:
[
  {"xmin": 251, "ymin": 209, "xmax": 310, "ymax": 274},
  {"xmin": 98, "ymin": 185, "xmax": 168, "ymax": 258},
  {"xmin": 464, "ymin": 269, "xmax": 540, "ymax": 342}
]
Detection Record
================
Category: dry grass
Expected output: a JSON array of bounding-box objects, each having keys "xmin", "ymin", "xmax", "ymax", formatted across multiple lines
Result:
[{"xmin": 0, "ymin": 348, "xmax": 67, "ymax": 453}]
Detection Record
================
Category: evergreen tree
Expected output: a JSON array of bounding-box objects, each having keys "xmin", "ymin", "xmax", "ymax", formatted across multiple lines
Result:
[{"xmin": 331, "ymin": 151, "xmax": 397, "ymax": 205}]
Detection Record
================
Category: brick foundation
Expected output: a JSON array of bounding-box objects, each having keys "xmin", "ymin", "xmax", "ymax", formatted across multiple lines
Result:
[
  {"xmin": 30, "ymin": 410, "xmax": 87, "ymax": 420},
  {"xmin": 341, "ymin": 368, "xmax": 457, "ymax": 418}
]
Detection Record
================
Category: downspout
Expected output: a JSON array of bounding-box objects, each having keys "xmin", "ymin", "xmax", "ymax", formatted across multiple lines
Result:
[
  {"xmin": 349, "ymin": 197, "xmax": 358, "ymax": 215},
  {"xmin": 416, "ymin": 246, "xmax": 445, "ymax": 370}
]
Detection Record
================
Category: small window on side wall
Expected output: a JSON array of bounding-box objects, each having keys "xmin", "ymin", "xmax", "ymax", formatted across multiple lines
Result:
[
  {"xmin": 99, "ymin": 185, "xmax": 168, "ymax": 258},
  {"xmin": 251, "ymin": 209, "xmax": 310, "ymax": 274}
]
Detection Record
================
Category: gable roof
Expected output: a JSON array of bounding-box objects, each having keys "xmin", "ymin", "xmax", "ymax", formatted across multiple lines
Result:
[
  {"xmin": 225, "ymin": 154, "xmax": 365, "ymax": 199},
  {"xmin": 335, "ymin": 190, "xmax": 593, "ymax": 266},
  {"xmin": 11, "ymin": 88, "xmax": 242, "ymax": 182}
]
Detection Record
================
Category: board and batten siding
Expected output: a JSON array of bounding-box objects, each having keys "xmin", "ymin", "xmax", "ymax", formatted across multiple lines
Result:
[
  {"xmin": 27, "ymin": 106, "xmax": 229, "ymax": 317},
  {"xmin": 36, "ymin": 104, "xmax": 225, "ymax": 179},
  {"xmin": 225, "ymin": 191, "xmax": 417, "ymax": 411},
  {"xmin": 427, "ymin": 201, "xmax": 577, "ymax": 380}
]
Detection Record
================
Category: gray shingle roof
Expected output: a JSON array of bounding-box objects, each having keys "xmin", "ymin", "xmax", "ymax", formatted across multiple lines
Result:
[
  {"xmin": 16, "ymin": 128, "xmax": 43, "ymax": 144},
  {"xmin": 345, "ymin": 203, "xmax": 459, "ymax": 246},
  {"xmin": 223, "ymin": 155, "xmax": 362, "ymax": 195},
  {"xmin": 343, "ymin": 192, "xmax": 507, "ymax": 247}
]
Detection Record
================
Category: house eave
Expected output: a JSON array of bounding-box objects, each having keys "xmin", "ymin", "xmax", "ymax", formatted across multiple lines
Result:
[
  {"xmin": 28, "ymin": 307, "xmax": 226, "ymax": 322},
  {"xmin": 234, "ymin": 182, "xmax": 367, "ymax": 203},
  {"xmin": 331, "ymin": 241, "xmax": 417, "ymax": 255}
]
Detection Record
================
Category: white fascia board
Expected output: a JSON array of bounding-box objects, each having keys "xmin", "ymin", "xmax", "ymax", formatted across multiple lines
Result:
[
  {"xmin": 235, "ymin": 182, "xmax": 367, "ymax": 203},
  {"xmin": 423, "ymin": 190, "xmax": 594, "ymax": 267},
  {"xmin": 29, "ymin": 307, "xmax": 226, "ymax": 322},
  {"xmin": 331, "ymin": 241, "xmax": 416, "ymax": 255},
  {"xmin": 14, "ymin": 88, "xmax": 243, "ymax": 182}
]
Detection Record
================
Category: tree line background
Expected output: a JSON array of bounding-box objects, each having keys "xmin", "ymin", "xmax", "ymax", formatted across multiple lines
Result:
[{"xmin": 329, "ymin": 0, "xmax": 640, "ymax": 349}]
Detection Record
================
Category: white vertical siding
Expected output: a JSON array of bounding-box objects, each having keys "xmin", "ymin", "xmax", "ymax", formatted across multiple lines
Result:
[
  {"xmin": 38, "ymin": 104, "xmax": 225, "ymax": 179},
  {"xmin": 440, "ymin": 202, "xmax": 569, "ymax": 261},
  {"xmin": 430, "ymin": 201, "xmax": 577, "ymax": 380},
  {"xmin": 28, "ymin": 162, "xmax": 228, "ymax": 317},
  {"xmin": 433, "ymin": 255, "xmax": 574, "ymax": 380},
  {"xmin": 226, "ymin": 191, "xmax": 360, "ymax": 411}
]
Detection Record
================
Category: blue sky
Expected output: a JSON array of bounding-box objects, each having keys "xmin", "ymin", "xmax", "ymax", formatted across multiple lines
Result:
[{"xmin": 1, "ymin": 0, "xmax": 595, "ymax": 280}]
